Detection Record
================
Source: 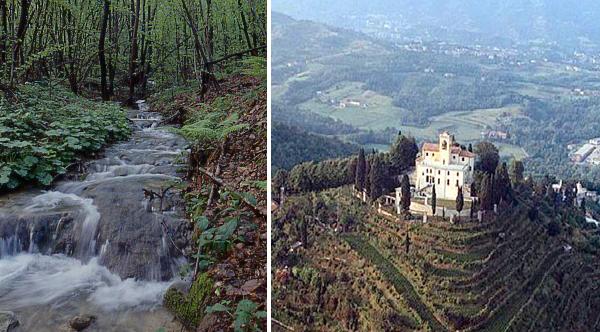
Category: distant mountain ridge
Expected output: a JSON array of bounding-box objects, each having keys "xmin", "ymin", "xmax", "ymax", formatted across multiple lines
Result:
[{"xmin": 272, "ymin": 0, "xmax": 600, "ymax": 49}]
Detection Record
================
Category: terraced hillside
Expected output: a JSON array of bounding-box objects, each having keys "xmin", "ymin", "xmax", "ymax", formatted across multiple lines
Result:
[{"xmin": 272, "ymin": 187, "xmax": 600, "ymax": 331}]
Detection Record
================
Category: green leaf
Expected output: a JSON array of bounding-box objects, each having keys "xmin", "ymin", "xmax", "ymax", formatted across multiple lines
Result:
[
  {"xmin": 195, "ymin": 216, "xmax": 210, "ymax": 232},
  {"xmin": 205, "ymin": 302, "xmax": 231, "ymax": 314}
]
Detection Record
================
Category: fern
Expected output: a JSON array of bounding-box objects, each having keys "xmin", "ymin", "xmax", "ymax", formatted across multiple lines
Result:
[
  {"xmin": 179, "ymin": 111, "xmax": 248, "ymax": 146},
  {"xmin": 239, "ymin": 56, "xmax": 266, "ymax": 80}
]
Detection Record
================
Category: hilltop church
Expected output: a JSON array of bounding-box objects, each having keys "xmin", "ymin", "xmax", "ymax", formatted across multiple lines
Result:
[{"xmin": 414, "ymin": 132, "xmax": 475, "ymax": 200}]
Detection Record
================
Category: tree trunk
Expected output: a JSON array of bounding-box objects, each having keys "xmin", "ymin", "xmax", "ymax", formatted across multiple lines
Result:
[
  {"xmin": 179, "ymin": 0, "xmax": 217, "ymax": 95},
  {"xmin": 0, "ymin": 0, "xmax": 9, "ymax": 66},
  {"xmin": 127, "ymin": 0, "xmax": 141, "ymax": 104},
  {"xmin": 237, "ymin": 0, "xmax": 255, "ymax": 54},
  {"xmin": 99, "ymin": 0, "xmax": 110, "ymax": 100},
  {"xmin": 9, "ymin": 0, "xmax": 31, "ymax": 86}
]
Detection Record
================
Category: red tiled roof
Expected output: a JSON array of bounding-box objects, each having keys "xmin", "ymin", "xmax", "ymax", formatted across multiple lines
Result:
[
  {"xmin": 422, "ymin": 143, "xmax": 439, "ymax": 152},
  {"xmin": 460, "ymin": 150, "xmax": 475, "ymax": 158}
]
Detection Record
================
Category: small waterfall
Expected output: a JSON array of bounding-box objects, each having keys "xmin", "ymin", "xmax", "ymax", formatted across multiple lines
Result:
[
  {"xmin": 0, "ymin": 236, "xmax": 21, "ymax": 257},
  {"xmin": 25, "ymin": 191, "xmax": 101, "ymax": 259}
]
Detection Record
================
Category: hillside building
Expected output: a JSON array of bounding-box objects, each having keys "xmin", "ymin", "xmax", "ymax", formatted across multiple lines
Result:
[{"xmin": 413, "ymin": 132, "xmax": 475, "ymax": 200}]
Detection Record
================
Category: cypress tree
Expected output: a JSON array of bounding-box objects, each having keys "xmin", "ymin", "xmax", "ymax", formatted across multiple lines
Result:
[
  {"xmin": 494, "ymin": 162, "xmax": 511, "ymax": 204},
  {"xmin": 480, "ymin": 174, "xmax": 493, "ymax": 211},
  {"xmin": 431, "ymin": 184, "xmax": 437, "ymax": 215},
  {"xmin": 400, "ymin": 174, "xmax": 411, "ymax": 212},
  {"xmin": 370, "ymin": 154, "xmax": 385, "ymax": 201},
  {"xmin": 365, "ymin": 158, "xmax": 372, "ymax": 196},
  {"xmin": 456, "ymin": 186, "xmax": 464, "ymax": 217},
  {"xmin": 355, "ymin": 148, "xmax": 366, "ymax": 191}
]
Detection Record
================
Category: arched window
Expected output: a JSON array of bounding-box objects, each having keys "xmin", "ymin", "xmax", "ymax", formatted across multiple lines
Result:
[{"xmin": 442, "ymin": 140, "xmax": 448, "ymax": 150}]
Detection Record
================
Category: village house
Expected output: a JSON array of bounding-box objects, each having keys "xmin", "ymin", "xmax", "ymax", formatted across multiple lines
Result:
[{"xmin": 411, "ymin": 132, "xmax": 476, "ymax": 200}]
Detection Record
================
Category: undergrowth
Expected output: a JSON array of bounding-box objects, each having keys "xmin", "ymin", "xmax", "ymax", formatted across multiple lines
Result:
[{"xmin": 0, "ymin": 82, "xmax": 130, "ymax": 191}]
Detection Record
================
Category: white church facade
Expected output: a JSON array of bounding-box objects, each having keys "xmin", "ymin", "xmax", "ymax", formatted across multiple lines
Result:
[{"xmin": 414, "ymin": 132, "xmax": 475, "ymax": 200}]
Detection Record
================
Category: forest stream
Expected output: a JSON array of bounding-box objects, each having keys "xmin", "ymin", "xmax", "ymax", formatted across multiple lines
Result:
[{"xmin": 0, "ymin": 102, "xmax": 190, "ymax": 331}]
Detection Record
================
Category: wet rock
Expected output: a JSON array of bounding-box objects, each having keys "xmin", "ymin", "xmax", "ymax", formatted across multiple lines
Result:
[
  {"xmin": 168, "ymin": 280, "xmax": 192, "ymax": 296},
  {"xmin": 68, "ymin": 314, "xmax": 96, "ymax": 331},
  {"xmin": 0, "ymin": 311, "xmax": 19, "ymax": 331},
  {"xmin": 241, "ymin": 279, "xmax": 262, "ymax": 293},
  {"xmin": 197, "ymin": 313, "xmax": 220, "ymax": 331}
]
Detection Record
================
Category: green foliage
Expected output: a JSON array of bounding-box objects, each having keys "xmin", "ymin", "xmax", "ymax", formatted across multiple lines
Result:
[
  {"xmin": 178, "ymin": 95, "xmax": 249, "ymax": 147},
  {"xmin": 190, "ymin": 189, "xmax": 256, "ymax": 271},
  {"xmin": 205, "ymin": 299, "xmax": 266, "ymax": 332},
  {"xmin": 239, "ymin": 57, "xmax": 267, "ymax": 81},
  {"xmin": 0, "ymin": 83, "xmax": 130, "ymax": 191},
  {"xmin": 272, "ymin": 122, "xmax": 357, "ymax": 170},
  {"xmin": 164, "ymin": 273, "xmax": 214, "ymax": 328},
  {"xmin": 179, "ymin": 111, "xmax": 248, "ymax": 147}
]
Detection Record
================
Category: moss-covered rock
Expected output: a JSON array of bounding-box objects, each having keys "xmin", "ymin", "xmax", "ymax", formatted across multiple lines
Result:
[{"xmin": 164, "ymin": 273, "xmax": 214, "ymax": 328}]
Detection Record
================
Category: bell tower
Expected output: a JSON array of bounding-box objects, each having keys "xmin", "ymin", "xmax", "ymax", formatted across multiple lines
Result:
[{"xmin": 439, "ymin": 131, "xmax": 453, "ymax": 164}]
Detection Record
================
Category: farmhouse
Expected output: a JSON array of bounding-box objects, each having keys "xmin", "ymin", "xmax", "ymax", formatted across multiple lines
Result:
[{"xmin": 413, "ymin": 132, "xmax": 475, "ymax": 200}]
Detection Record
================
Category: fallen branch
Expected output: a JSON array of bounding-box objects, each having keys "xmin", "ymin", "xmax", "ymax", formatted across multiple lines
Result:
[
  {"xmin": 272, "ymin": 318, "xmax": 294, "ymax": 331},
  {"xmin": 206, "ymin": 45, "xmax": 267, "ymax": 66},
  {"xmin": 197, "ymin": 166, "xmax": 266, "ymax": 218}
]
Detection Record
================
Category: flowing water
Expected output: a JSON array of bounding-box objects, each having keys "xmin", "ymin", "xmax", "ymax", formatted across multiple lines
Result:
[{"xmin": 0, "ymin": 101, "xmax": 190, "ymax": 331}]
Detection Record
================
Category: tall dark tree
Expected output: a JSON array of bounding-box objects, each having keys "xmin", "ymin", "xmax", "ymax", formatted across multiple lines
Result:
[
  {"xmin": 494, "ymin": 162, "xmax": 511, "ymax": 204},
  {"xmin": 405, "ymin": 231, "xmax": 410, "ymax": 254},
  {"xmin": 364, "ymin": 158, "xmax": 372, "ymax": 196},
  {"xmin": 355, "ymin": 148, "xmax": 366, "ymax": 191},
  {"xmin": 128, "ymin": 0, "xmax": 142, "ymax": 103},
  {"xmin": 389, "ymin": 135, "xmax": 419, "ymax": 173},
  {"xmin": 475, "ymin": 141, "xmax": 499, "ymax": 175},
  {"xmin": 431, "ymin": 184, "xmax": 437, "ymax": 215},
  {"xmin": 9, "ymin": 0, "xmax": 31, "ymax": 85},
  {"xmin": 0, "ymin": 0, "xmax": 7, "ymax": 66},
  {"xmin": 369, "ymin": 154, "xmax": 385, "ymax": 201},
  {"xmin": 581, "ymin": 197, "xmax": 586, "ymax": 213},
  {"xmin": 456, "ymin": 186, "xmax": 464, "ymax": 216},
  {"xmin": 400, "ymin": 174, "xmax": 411, "ymax": 212},
  {"xmin": 99, "ymin": 0, "xmax": 111, "ymax": 100},
  {"xmin": 480, "ymin": 174, "xmax": 493, "ymax": 211},
  {"xmin": 467, "ymin": 143, "xmax": 473, "ymax": 153},
  {"xmin": 509, "ymin": 159, "xmax": 524, "ymax": 185}
]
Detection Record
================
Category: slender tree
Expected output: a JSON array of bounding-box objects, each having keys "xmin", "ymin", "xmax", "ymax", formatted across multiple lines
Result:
[
  {"xmin": 355, "ymin": 148, "xmax": 366, "ymax": 191},
  {"xmin": 99, "ymin": 0, "xmax": 111, "ymax": 100},
  {"xmin": 369, "ymin": 154, "xmax": 385, "ymax": 201},
  {"xmin": 0, "ymin": 0, "xmax": 7, "ymax": 67},
  {"xmin": 400, "ymin": 174, "xmax": 411, "ymax": 212},
  {"xmin": 456, "ymin": 186, "xmax": 464, "ymax": 218},
  {"xmin": 431, "ymin": 184, "xmax": 437, "ymax": 215},
  {"xmin": 10, "ymin": 0, "xmax": 31, "ymax": 86},
  {"xmin": 480, "ymin": 174, "xmax": 493, "ymax": 211},
  {"xmin": 127, "ymin": 0, "xmax": 142, "ymax": 103}
]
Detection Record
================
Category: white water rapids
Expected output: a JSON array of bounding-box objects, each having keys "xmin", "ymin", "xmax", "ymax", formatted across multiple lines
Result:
[{"xmin": 0, "ymin": 102, "xmax": 188, "ymax": 331}]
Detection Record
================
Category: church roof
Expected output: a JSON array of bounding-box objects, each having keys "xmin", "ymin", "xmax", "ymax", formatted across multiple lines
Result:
[
  {"xmin": 422, "ymin": 143, "xmax": 439, "ymax": 152},
  {"xmin": 421, "ymin": 142, "xmax": 475, "ymax": 158}
]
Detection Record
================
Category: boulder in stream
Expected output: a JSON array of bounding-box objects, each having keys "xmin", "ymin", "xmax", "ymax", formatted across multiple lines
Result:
[{"xmin": 68, "ymin": 314, "xmax": 96, "ymax": 331}]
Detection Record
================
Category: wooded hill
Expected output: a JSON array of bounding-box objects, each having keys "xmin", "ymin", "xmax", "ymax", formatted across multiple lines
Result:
[{"xmin": 272, "ymin": 137, "xmax": 600, "ymax": 331}]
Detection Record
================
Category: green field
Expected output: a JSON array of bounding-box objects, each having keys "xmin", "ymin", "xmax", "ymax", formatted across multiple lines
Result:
[{"xmin": 298, "ymin": 80, "xmax": 529, "ymax": 159}]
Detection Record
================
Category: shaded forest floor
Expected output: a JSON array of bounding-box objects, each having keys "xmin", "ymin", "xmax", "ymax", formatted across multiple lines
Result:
[{"xmin": 150, "ymin": 73, "xmax": 267, "ymax": 331}]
